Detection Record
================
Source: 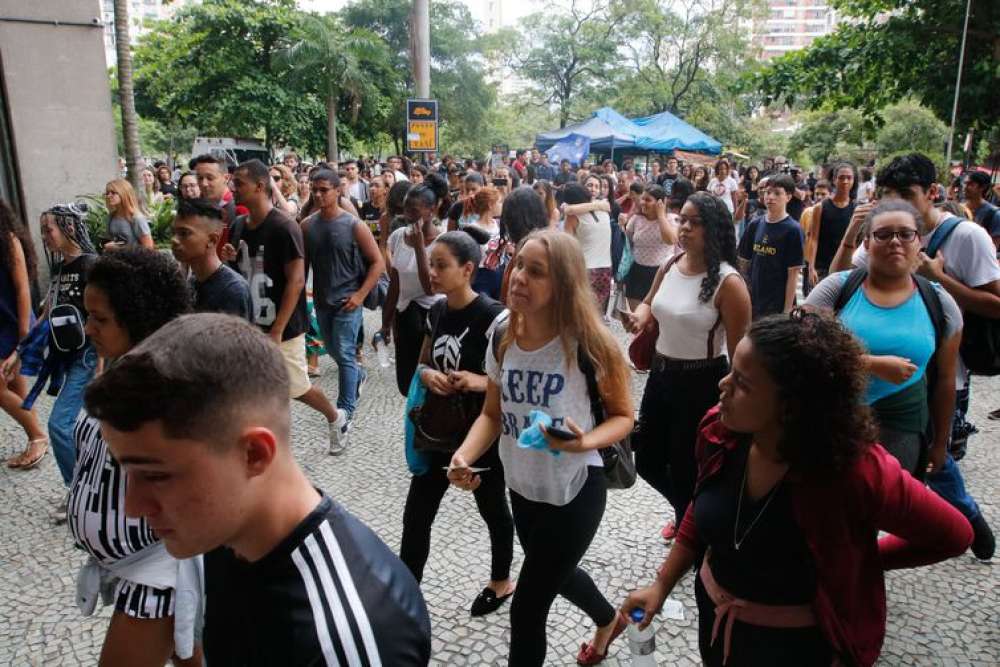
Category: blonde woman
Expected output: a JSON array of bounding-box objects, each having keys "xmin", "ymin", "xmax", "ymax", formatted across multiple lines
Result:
[
  {"xmin": 449, "ymin": 230, "xmax": 634, "ymax": 666},
  {"xmin": 269, "ymin": 164, "xmax": 301, "ymax": 217},
  {"xmin": 104, "ymin": 179, "xmax": 154, "ymax": 251},
  {"xmin": 140, "ymin": 167, "xmax": 164, "ymax": 210}
]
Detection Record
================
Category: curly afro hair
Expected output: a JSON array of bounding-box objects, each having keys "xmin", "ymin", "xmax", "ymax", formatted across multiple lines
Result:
[
  {"xmin": 87, "ymin": 247, "xmax": 192, "ymax": 346},
  {"xmin": 748, "ymin": 308, "xmax": 877, "ymax": 478}
]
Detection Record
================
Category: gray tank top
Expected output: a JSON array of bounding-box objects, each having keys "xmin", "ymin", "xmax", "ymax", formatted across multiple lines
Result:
[{"xmin": 304, "ymin": 212, "xmax": 365, "ymax": 309}]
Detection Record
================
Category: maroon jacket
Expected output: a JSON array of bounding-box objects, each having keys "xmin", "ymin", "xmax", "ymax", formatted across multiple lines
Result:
[{"xmin": 677, "ymin": 406, "xmax": 973, "ymax": 666}]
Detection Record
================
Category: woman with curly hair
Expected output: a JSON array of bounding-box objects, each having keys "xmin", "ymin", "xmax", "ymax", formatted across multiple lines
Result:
[
  {"xmin": 0, "ymin": 200, "xmax": 46, "ymax": 466},
  {"xmin": 69, "ymin": 247, "xmax": 200, "ymax": 667},
  {"xmin": 623, "ymin": 309, "xmax": 972, "ymax": 667},
  {"xmin": 626, "ymin": 192, "xmax": 751, "ymax": 541}
]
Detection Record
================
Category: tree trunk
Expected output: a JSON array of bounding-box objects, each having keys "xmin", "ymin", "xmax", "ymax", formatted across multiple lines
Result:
[
  {"xmin": 114, "ymin": 0, "xmax": 142, "ymax": 192},
  {"xmin": 326, "ymin": 93, "xmax": 339, "ymax": 163}
]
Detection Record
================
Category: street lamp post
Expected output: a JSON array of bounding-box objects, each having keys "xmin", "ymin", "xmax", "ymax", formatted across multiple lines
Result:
[
  {"xmin": 945, "ymin": 0, "xmax": 973, "ymax": 165},
  {"xmin": 411, "ymin": 0, "xmax": 430, "ymax": 99}
]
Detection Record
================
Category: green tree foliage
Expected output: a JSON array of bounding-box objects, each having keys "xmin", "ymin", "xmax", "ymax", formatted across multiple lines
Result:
[
  {"xmin": 876, "ymin": 100, "xmax": 949, "ymax": 160},
  {"xmin": 613, "ymin": 0, "xmax": 759, "ymax": 117},
  {"xmin": 751, "ymin": 0, "xmax": 1000, "ymax": 152},
  {"xmin": 276, "ymin": 14, "xmax": 393, "ymax": 161},
  {"xmin": 509, "ymin": 1, "xmax": 625, "ymax": 128},
  {"xmin": 133, "ymin": 0, "xmax": 327, "ymax": 154},
  {"xmin": 787, "ymin": 108, "xmax": 865, "ymax": 166},
  {"xmin": 341, "ymin": 0, "xmax": 496, "ymax": 154}
]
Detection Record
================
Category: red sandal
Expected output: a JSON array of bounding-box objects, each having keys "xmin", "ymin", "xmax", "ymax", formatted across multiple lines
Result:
[{"xmin": 576, "ymin": 611, "xmax": 627, "ymax": 665}]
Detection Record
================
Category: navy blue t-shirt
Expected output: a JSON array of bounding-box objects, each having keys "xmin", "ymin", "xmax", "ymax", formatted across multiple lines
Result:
[{"xmin": 738, "ymin": 215, "xmax": 804, "ymax": 318}]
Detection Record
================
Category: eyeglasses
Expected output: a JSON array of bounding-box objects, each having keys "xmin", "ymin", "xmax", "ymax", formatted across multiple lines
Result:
[{"xmin": 871, "ymin": 228, "xmax": 918, "ymax": 243}]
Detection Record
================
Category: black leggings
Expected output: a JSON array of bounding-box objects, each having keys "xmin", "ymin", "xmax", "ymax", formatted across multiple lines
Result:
[
  {"xmin": 393, "ymin": 302, "xmax": 431, "ymax": 396},
  {"xmin": 508, "ymin": 467, "xmax": 615, "ymax": 667},
  {"xmin": 635, "ymin": 357, "xmax": 728, "ymax": 522},
  {"xmin": 399, "ymin": 445, "xmax": 514, "ymax": 582}
]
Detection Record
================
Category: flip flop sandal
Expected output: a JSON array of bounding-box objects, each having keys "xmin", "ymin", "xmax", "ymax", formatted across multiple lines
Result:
[{"xmin": 17, "ymin": 439, "xmax": 49, "ymax": 471}]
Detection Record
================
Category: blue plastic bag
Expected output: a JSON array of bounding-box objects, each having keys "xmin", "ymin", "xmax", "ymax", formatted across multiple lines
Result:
[
  {"xmin": 517, "ymin": 410, "xmax": 561, "ymax": 457},
  {"xmin": 404, "ymin": 371, "xmax": 431, "ymax": 475}
]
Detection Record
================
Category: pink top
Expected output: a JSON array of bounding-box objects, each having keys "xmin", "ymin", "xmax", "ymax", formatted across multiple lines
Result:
[{"xmin": 627, "ymin": 214, "xmax": 674, "ymax": 266}]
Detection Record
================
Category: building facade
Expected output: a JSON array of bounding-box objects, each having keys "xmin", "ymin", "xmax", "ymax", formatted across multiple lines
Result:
[
  {"xmin": 754, "ymin": 0, "xmax": 837, "ymax": 61},
  {"xmin": 0, "ymin": 0, "xmax": 118, "ymax": 278}
]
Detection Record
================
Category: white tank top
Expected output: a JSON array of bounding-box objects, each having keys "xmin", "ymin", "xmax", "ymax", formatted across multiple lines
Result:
[
  {"xmin": 651, "ymin": 261, "xmax": 739, "ymax": 359},
  {"xmin": 574, "ymin": 211, "xmax": 612, "ymax": 269}
]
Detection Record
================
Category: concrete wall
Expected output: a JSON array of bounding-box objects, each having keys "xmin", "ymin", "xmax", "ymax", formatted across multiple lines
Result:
[{"xmin": 0, "ymin": 0, "xmax": 118, "ymax": 279}]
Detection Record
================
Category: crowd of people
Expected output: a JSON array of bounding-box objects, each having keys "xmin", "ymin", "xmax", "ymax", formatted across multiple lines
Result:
[{"xmin": 0, "ymin": 145, "xmax": 997, "ymax": 666}]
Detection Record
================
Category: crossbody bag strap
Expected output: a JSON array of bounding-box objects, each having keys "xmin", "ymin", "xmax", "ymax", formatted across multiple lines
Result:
[
  {"xmin": 642, "ymin": 251, "xmax": 686, "ymax": 306},
  {"xmin": 576, "ymin": 344, "xmax": 605, "ymax": 425}
]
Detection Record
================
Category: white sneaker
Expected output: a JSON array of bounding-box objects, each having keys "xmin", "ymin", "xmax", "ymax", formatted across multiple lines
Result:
[{"xmin": 328, "ymin": 412, "xmax": 349, "ymax": 456}]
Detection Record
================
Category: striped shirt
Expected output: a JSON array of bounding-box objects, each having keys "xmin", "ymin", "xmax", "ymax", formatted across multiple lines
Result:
[
  {"xmin": 203, "ymin": 495, "xmax": 431, "ymax": 666},
  {"xmin": 68, "ymin": 413, "xmax": 174, "ymax": 618}
]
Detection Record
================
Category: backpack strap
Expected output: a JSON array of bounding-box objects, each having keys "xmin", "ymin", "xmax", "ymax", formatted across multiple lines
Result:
[
  {"xmin": 576, "ymin": 345, "xmax": 605, "ymax": 426},
  {"xmin": 491, "ymin": 318, "xmax": 509, "ymax": 366},
  {"xmin": 926, "ymin": 215, "xmax": 962, "ymax": 258},
  {"xmin": 832, "ymin": 268, "xmax": 868, "ymax": 313},
  {"xmin": 912, "ymin": 275, "xmax": 946, "ymax": 353}
]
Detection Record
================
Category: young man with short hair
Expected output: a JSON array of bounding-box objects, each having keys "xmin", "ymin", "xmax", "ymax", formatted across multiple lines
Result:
[
  {"xmin": 657, "ymin": 156, "xmax": 680, "ymax": 195},
  {"xmin": 225, "ymin": 159, "xmax": 347, "ymax": 450},
  {"xmin": 738, "ymin": 173, "xmax": 804, "ymax": 318},
  {"xmin": 342, "ymin": 159, "xmax": 369, "ymax": 205},
  {"xmin": 171, "ymin": 198, "xmax": 252, "ymax": 320},
  {"xmin": 553, "ymin": 159, "xmax": 574, "ymax": 187},
  {"xmin": 964, "ymin": 171, "xmax": 1000, "ymax": 252},
  {"xmin": 84, "ymin": 314, "xmax": 432, "ymax": 665},
  {"xmin": 301, "ymin": 170, "xmax": 385, "ymax": 454},
  {"xmin": 804, "ymin": 163, "xmax": 857, "ymax": 290},
  {"xmin": 534, "ymin": 153, "xmax": 556, "ymax": 182},
  {"xmin": 830, "ymin": 152, "xmax": 999, "ymax": 561}
]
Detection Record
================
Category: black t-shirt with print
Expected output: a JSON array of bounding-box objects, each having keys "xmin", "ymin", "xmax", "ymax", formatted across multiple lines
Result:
[
  {"xmin": 424, "ymin": 295, "xmax": 506, "ymax": 376},
  {"xmin": 52, "ymin": 253, "xmax": 97, "ymax": 314},
  {"xmin": 229, "ymin": 208, "xmax": 307, "ymax": 340}
]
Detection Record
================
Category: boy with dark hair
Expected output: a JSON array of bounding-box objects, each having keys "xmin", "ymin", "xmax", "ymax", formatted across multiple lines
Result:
[
  {"xmin": 225, "ymin": 159, "xmax": 347, "ymax": 451},
  {"xmin": 83, "ymin": 313, "xmax": 432, "ymax": 665},
  {"xmin": 302, "ymin": 170, "xmax": 384, "ymax": 453},
  {"xmin": 738, "ymin": 174, "xmax": 804, "ymax": 318},
  {"xmin": 171, "ymin": 198, "xmax": 252, "ymax": 320},
  {"xmin": 964, "ymin": 171, "xmax": 1000, "ymax": 250},
  {"xmin": 829, "ymin": 152, "xmax": 999, "ymax": 561}
]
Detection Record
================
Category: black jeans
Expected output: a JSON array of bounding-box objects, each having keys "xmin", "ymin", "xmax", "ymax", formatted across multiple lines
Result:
[
  {"xmin": 393, "ymin": 302, "xmax": 431, "ymax": 396},
  {"xmin": 508, "ymin": 467, "xmax": 615, "ymax": 667},
  {"xmin": 399, "ymin": 445, "xmax": 514, "ymax": 582},
  {"xmin": 635, "ymin": 357, "xmax": 728, "ymax": 522}
]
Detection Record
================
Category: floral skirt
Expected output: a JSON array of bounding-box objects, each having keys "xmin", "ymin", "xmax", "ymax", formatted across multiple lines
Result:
[{"xmin": 588, "ymin": 267, "xmax": 613, "ymax": 312}]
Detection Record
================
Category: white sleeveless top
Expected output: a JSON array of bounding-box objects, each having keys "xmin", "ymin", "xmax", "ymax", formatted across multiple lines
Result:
[
  {"xmin": 574, "ymin": 211, "xmax": 612, "ymax": 270},
  {"xmin": 651, "ymin": 261, "xmax": 739, "ymax": 359}
]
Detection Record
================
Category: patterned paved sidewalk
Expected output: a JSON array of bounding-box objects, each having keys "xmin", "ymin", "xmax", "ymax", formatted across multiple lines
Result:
[{"xmin": 0, "ymin": 314, "xmax": 996, "ymax": 665}]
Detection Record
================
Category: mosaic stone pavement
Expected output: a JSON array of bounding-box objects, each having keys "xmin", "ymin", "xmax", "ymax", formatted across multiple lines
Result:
[{"xmin": 0, "ymin": 312, "xmax": 996, "ymax": 665}]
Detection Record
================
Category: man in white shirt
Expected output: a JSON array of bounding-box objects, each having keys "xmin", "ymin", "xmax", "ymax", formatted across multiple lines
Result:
[{"xmin": 342, "ymin": 159, "xmax": 369, "ymax": 204}]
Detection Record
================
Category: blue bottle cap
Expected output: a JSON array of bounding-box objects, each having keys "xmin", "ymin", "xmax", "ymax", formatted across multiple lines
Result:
[{"xmin": 629, "ymin": 608, "xmax": 645, "ymax": 623}]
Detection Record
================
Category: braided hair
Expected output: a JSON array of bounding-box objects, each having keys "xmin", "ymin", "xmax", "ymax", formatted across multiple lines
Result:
[
  {"xmin": 687, "ymin": 192, "xmax": 737, "ymax": 303},
  {"xmin": 44, "ymin": 202, "xmax": 97, "ymax": 257}
]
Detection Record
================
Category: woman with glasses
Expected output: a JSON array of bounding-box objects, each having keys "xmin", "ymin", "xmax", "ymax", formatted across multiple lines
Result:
[
  {"xmin": 805, "ymin": 200, "xmax": 962, "ymax": 479},
  {"xmin": 626, "ymin": 193, "xmax": 751, "ymax": 542}
]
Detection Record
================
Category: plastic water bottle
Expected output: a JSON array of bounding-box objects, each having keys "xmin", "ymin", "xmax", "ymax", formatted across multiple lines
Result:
[
  {"xmin": 373, "ymin": 332, "xmax": 391, "ymax": 368},
  {"xmin": 627, "ymin": 608, "xmax": 657, "ymax": 666}
]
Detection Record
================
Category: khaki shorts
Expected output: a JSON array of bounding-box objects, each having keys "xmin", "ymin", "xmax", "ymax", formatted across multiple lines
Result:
[{"xmin": 278, "ymin": 334, "xmax": 312, "ymax": 399}]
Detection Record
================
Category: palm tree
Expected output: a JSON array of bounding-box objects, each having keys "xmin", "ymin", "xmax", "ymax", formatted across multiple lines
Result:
[
  {"xmin": 114, "ymin": 0, "xmax": 143, "ymax": 190},
  {"xmin": 278, "ymin": 15, "xmax": 384, "ymax": 162}
]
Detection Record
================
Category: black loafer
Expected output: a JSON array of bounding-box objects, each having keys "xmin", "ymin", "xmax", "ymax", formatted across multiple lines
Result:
[{"xmin": 470, "ymin": 587, "xmax": 513, "ymax": 617}]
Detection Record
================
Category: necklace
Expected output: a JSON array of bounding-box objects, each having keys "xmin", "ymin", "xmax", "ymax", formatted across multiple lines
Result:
[{"xmin": 733, "ymin": 451, "xmax": 785, "ymax": 551}]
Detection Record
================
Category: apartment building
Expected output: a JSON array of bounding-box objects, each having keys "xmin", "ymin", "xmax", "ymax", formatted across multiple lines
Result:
[{"xmin": 754, "ymin": 0, "xmax": 837, "ymax": 61}]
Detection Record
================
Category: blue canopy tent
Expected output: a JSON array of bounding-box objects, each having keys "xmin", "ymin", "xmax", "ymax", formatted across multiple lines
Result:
[
  {"xmin": 535, "ymin": 107, "xmax": 722, "ymax": 157},
  {"xmin": 631, "ymin": 110, "xmax": 722, "ymax": 155},
  {"xmin": 533, "ymin": 115, "xmax": 636, "ymax": 155}
]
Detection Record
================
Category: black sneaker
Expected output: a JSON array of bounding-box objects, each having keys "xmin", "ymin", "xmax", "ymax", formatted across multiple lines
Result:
[{"xmin": 970, "ymin": 513, "xmax": 995, "ymax": 561}]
